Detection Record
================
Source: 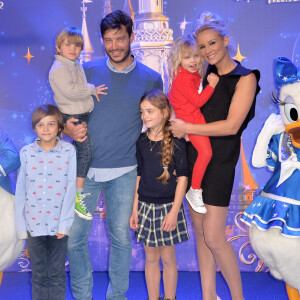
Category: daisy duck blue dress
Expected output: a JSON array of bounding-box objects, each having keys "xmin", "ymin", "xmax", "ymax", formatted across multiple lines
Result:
[
  {"xmin": 241, "ymin": 131, "xmax": 300, "ymax": 237},
  {"xmin": 241, "ymin": 57, "xmax": 300, "ymax": 238}
]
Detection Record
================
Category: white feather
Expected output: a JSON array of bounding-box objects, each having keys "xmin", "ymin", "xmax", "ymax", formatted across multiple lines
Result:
[{"xmin": 0, "ymin": 187, "xmax": 24, "ymax": 271}]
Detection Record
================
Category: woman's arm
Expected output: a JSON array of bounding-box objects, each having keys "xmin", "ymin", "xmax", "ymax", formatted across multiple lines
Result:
[{"xmin": 170, "ymin": 73, "xmax": 257, "ymax": 138}]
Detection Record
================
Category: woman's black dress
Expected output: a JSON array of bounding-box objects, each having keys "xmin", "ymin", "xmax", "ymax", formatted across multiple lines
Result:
[{"xmin": 187, "ymin": 62, "xmax": 260, "ymax": 207}]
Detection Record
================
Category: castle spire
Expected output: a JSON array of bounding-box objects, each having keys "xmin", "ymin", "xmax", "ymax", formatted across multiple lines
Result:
[
  {"xmin": 102, "ymin": 0, "xmax": 112, "ymax": 17},
  {"xmin": 131, "ymin": 0, "xmax": 173, "ymax": 93},
  {"xmin": 240, "ymin": 140, "xmax": 258, "ymax": 190},
  {"xmin": 79, "ymin": 0, "xmax": 94, "ymax": 64},
  {"xmin": 123, "ymin": 0, "xmax": 135, "ymax": 20}
]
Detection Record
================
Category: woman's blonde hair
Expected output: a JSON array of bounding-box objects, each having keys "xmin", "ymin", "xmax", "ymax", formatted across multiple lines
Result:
[
  {"xmin": 55, "ymin": 27, "xmax": 84, "ymax": 55},
  {"xmin": 193, "ymin": 11, "xmax": 227, "ymax": 39},
  {"xmin": 193, "ymin": 11, "xmax": 235, "ymax": 55},
  {"xmin": 140, "ymin": 90, "xmax": 174, "ymax": 185},
  {"xmin": 169, "ymin": 34, "xmax": 205, "ymax": 79}
]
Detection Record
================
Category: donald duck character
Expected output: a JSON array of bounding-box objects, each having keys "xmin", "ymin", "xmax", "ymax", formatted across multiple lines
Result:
[
  {"xmin": 0, "ymin": 128, "xmax": 24, "ymax": 286},
  {"xmin": 241, "ymin": 57, "xmax": 300, "ymax": 300}
]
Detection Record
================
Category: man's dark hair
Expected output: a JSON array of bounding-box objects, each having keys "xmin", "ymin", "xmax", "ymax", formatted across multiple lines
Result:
[{"xmin": 100, "ymin": 10, "xmax": 133, "ymax": 38}]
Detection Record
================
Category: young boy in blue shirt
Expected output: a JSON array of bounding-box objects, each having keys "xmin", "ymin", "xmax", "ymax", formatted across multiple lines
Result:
[{"xmin": 15, "ymin": 104, "xmax": 76, "ymax": 300}]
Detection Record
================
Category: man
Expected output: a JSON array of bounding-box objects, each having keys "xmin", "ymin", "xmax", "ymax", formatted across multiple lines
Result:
[{"xmin": 64, "ymin": 10, "xmax": 163, "ymax": 300}]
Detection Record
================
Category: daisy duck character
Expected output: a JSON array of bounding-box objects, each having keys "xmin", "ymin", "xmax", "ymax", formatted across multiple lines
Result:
[
  {"xmin": 241, "ymin": 57, "xmax": 300, "ymax": 300},
  {"xmin": 0, "ymin": 129, "xmax": 24, "ymax": 285}
]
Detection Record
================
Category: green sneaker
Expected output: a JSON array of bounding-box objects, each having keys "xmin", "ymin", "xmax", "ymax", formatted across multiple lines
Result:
[{"xmin": 75, "ymin": 192, "xmax": 93, "ymax": 220}]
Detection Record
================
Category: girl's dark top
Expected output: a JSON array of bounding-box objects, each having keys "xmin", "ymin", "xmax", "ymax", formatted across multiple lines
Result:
[
  {"xmin": 137, "ymin": 132, "xmax": 189, "ymax": 204},
  {"xmin": 187, "ymin": 62, "xmax": 260, "ymax": 207}
]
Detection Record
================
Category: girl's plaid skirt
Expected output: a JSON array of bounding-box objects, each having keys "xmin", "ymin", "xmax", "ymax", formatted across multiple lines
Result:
[{"xmin": 135, "ymin": 201, "xmax": 189, "ymax": 247}]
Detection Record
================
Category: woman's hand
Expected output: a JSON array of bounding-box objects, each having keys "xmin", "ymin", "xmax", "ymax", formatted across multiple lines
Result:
[
  {"xmin": 161, "ymin": 209, "xmax": 178, "ymax": 232},
  {"xmin": 169, "ymin": 118, "xmax": 187, "ymax": 139},
  {"xmin": 129, "ymin": 210, "xmax": 139, "ymax": 230},
  {"xmin": 64, "ymin": 118, "xmax": 87, "ymax": 142}
]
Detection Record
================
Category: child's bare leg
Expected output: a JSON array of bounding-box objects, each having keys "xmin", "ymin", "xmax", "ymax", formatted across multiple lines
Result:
[
  {"xmin": 145, "ymin": 245, "xmax": 161, "ymax": 300},
  {"xmin": 160, "ymin": 245, "xmax": 177, "ymax": 299},
  {"xmin": 76, "ymin": 177, "xmax": 85, "ymax": 190}
]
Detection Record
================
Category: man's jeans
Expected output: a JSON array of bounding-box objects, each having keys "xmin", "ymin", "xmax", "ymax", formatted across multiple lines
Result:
[
  {"xmin": 27, "ymin": 234, "xmax": 68, "ymax": 300},
  {"xmin": 67, "ymin": 169, "xmax": 137, "ymax": 300}
]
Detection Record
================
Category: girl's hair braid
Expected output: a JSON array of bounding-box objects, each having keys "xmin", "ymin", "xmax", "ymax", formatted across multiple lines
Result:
[{"xmin": 140, "ymin": 90, "xmax": 174, "ymax": 185}]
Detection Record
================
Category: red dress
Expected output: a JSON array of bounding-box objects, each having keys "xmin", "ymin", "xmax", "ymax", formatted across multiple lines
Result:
[{"xmin": 169, "ymin": 67, "xmax": 214, "ymax": 190}]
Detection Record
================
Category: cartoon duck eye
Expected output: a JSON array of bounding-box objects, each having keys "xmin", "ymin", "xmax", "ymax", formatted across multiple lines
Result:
[{"xmin": 284, "ymin": 103, "xmax": 298, "ymax": 123}]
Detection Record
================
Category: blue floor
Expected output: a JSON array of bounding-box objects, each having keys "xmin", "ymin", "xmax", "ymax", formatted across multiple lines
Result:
[{"xmin": 0, "ymin": 271, "xmax": 288, "ymax": 300}]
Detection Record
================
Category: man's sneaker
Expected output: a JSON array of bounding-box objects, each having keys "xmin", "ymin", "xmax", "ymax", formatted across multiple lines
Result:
[
  {"xmin": 75, "ymin": 192, "xmax": 93, "ymax": 220},
  {"xmin": 185, "ymin": 187, "xmax": 207, "ymax": 214}
]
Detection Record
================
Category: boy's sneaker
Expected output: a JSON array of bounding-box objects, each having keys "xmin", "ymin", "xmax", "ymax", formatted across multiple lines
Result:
[
  {"xmin": 185, "ymin": 187, "xmax": 207, "ymax": 214},
  {"xmin": 75, "ymin": 192, "xmax": 93, "ymax": 220}
]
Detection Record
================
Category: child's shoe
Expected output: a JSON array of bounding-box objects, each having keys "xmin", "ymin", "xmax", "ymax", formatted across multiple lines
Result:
[
  {"xmin": 185, "ymin": 187, "xmax": 207, "ymax": 214},
  {"xmin": 75, "ymin": 192, "xmax": 93, "ymax": 220}
]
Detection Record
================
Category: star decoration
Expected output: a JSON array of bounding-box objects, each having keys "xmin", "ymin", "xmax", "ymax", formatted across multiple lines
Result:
[
  {"xmin": 273, "ymin": 213, "xmax": 278, "ymax": 217},
  {"xmin": 232, "ymin": 44, "xmax": 246, "ymax": 63},
  {"xmin": 252, "ymin": 203, "xmax": 256, "ymax": 207},
  {"xmin": 241, "ymin": 184, "xmax": 251, "ymax": 192},
  {"xmin": 179, "ymin": 17, "xmax": 190, "ymax": 35},
  {"xmin": 278, "ymin": 73, "xmax": 282, "ymax": 77},
  {"xmin": 283, "ymin": 76, "xmax": 288, "ymax": 81},
  {"xmin": 24, "ymin": 47, "xmax": 34, "ymax": 64},
  {"xmin": 257, "ymin": 203, "xmax": 261, "ymax": 207},
  {"xmin": 282, "ymin": 204, "xmax": 288, "ymax": 207}
]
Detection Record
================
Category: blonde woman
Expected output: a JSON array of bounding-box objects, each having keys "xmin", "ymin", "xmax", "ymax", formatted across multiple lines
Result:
[{"xmin": 170, "ymin": 11, "xmax": 260, "ymax": 300}]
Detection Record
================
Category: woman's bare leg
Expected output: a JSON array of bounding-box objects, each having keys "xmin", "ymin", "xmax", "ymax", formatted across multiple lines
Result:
[
  {"xmin": 202, "ymin": 204, "xmax": 244, "ymax": 300},
  {"xmin": 188, "ymin": 204, "xmax": 217, "ymax": 300},
  {"xmin": 160, "ymin": 245, "xmax": 177, "ymax": 299},
  {"xmin": 144, "ymin": 245, "xmax": 161, "ymax": 300}
]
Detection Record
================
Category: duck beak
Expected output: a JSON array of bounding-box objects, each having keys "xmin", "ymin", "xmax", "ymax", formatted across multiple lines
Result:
[{"xmin": 286, "ymin": 121, "xmax": 300, "ymax": 148}]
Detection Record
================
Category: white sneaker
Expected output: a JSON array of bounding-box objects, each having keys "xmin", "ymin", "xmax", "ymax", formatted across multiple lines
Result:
[{"xmin": 185, "ymin": 187, "xmax": 207, "ymax": 214}]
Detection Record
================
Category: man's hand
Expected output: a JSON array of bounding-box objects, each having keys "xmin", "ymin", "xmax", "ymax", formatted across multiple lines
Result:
[
  {"xmin": 169, "ymin": 118, "xmax": 187, "ymax": 139},
  {"xmin": 64, "ymin": 118, "xmax": 87, "ymax": 142}
]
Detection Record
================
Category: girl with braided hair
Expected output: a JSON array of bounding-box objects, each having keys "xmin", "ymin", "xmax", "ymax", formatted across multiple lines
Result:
[{"xmin": 130, "ymin": 90, "xmax": 189, "ymax": 300}]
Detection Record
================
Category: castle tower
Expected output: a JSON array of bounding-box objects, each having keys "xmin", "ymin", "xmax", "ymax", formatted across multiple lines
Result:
[
  {"xmin": 79, "ymin": 0, "xmax": 94, "ymax": 64},
  {"xmin": 229, "ymin": 140, "xmax": 259, "ymax": 218},
  {"xmin": 123, "ymin": 0, "xmax": 135, "ymax": 20},
  {"xmin": 131, "ymin": 0, "xmax": 173, "ymax": 93},
  {"xmin": 102, "ymin": 0, "xmax": 112, "ymax": 17}
]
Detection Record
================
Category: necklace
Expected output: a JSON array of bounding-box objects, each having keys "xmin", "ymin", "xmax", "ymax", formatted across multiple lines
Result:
[
  {"xmin": 149, "ymin": 139, "xmax": 158, "ymax": 152},
  {"xmin": 147, "ymin": 131, "xmax": 162, "ymax": 152}
]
